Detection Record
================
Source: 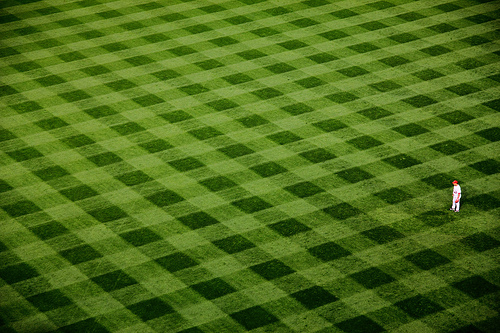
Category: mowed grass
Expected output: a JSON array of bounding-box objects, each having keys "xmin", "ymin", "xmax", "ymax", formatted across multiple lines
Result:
[{"xmin": 0, "ymin": 0, "xmax": 499, "ymax": 332}]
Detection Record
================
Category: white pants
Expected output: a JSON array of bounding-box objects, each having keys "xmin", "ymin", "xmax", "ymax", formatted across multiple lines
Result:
[{"xmin": 452, "ymin": 197, "xmax": 460, "ymax": 211}]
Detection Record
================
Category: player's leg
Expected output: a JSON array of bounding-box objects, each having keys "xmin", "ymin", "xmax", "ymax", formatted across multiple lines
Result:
[
  {"xmin": 455, "ymin": 200, "xmax": 460, "ymax": 212},
  {"xmin": 451, "ymin": 197, "xmax": 456, "ymax": 210}
]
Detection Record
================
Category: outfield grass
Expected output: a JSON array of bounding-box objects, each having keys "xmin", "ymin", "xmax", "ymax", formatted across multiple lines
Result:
[{"xmin": 0, "ymin": 0, "xmax": 499, "ymax": 332}]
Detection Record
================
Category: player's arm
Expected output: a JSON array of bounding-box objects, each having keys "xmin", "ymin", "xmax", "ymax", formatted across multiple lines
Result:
[{"xmin": 455, "ymin": 192, "xmax": 461, "ymax": 202}]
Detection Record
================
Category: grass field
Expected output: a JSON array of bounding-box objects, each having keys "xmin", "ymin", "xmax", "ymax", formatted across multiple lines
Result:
[{"xmin": 0, "ymin": 0, "xmax": 499, "ymax": 332}]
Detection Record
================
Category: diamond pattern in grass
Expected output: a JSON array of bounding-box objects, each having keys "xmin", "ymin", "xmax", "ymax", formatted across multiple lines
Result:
[
  {"xmin": 336, "ymin": 167, "xmax": 374, "ymax": 183},
  {"xmin": 281, "ymin": 103, "xmax": 314, "ymax": 116},
  {"xmin": 323, "ymin": 202, "xmax": 361, "ymax": 220},
  {"xmin": 460, "ymin": 233, "xmax": 500, "ymax": 252},
  {"xmin": 392, "ymin": 123, "xmax": 429, "ymax": 137},
  {"xmin": 438, "ymin": 111, "xmax": 475, "ymax": 124},
  {"xmin": 0, "ymin": 179, "xmax": 13, "ymax": 192},
  {"xmin": 252, "ymin": 87, "xmax": 284, "ymax": 99},
  {"xmin": 470, "ymin": 159, "xmax": 500, "ymax": 175},
  {"xmin": 370, "ymin": 80, "xmax": 402, "ymax": 92},
  {"xmin": 403, "ymin": 95, "xmax": 438, "ymax": 107},
  {"xmin": 139, "ymin": 139, "xmax": 173, "ymax": 153},
  {"xmin": 34, "ymin": 166, "xmax": 70, "ymax": 181},
  {"xmin": 225, "ymin": 15, "xmax": 253, "ymax": 25},
  {"xmin": 89, "ymin": 206, "xmax": 128, "ymax": 223},
  {"xmin": 336, "ymin": 315, "xmax": 385, "ymax": 333},
  {"xmin": 146, "ymin": 190, "xmax": 185, "ymax": 207},
  {"xmin": 207, "ymin": 99, "xmax": 239, "ymax": 111},
  {"xmin": 200, "ymin": 176, "xmax": 237, "ymax": 192},
  {"xmin": 156, "ymin": 252, "xmax": 198, "ymax": 273},
  {"xmin": 405, "ymin": 249, "xmax": 451, "ymax": 270},
  {"xmin": 237, "ymin": 114, "xmax": 269, "ymax": 127},
  {"xmin": 250, "ymin": 162, "xmax": 287, "ymax": 177},
  {"xmin": 60, "ymin": 185, "xmax": 99, "ymax": 201},
  {"xmin": 452, "ymin": 276, "xmax": 499, "ymax": 298},
  {"xmin": 468, "ymin": 194, "xmax": 500, "ymax": 211},
  {"xmin": 161, "ymin": 110, "xmax": 193, "ymax": 123},
  {"xmin": 291, "ymin": 286, "xmax": 338, "ymax": 309},
  {"xmin": 59, "ymin": 90, "xmax": 91, "ymax": 102},
  {"xmin": 421, "ymin": 173, "xmax": 453, "ymax": 189},
  {"xmin": 295, "ymin": 77, "xmax": 325, "ymax": 88},
  {"xmin": 127, "ymin": 298, "xmax": 174, "ymax": 321},
  {"xmin": 250, "ymin": 259, "xmax": 295, "ymax": 280},
  {"xmin": 60, "ymin": 244, "xmax": 102, "ymax": 265},
  {"xmin": 417, "ymin": 210, "xmax": 455, "ymax": 227},
  {"xmin": 308, "ymin": 52, "xmax": 337, "ymax": 63},
  {"xmin": 350, "ymin": 267, "xmax": 396, "ymax": 289},
  {"xmin": 326, "ymin": 92, "xmax": 358, "ymax": 103},
  {"xmin": 88, "ymin": 152, "xmax": 123, "ymax": 166},
  {"xmin": 358, "ymin": 107, "xmax": 392, "ymax": 120},
  {"xmin": 62, "ymin": 134, "xmax": 95, "ymax": 148},
  {"xmin": 152, "ymin": 69, "xmax": 181, "ymax": 80},
  {"xmin": 105, "ymin": 79, "xmax": 136, "ymax": 91},
  {"xmin": 483, "ymin": 98, "xmax": 500, "ymax": 111},
  {"xmin": 268, "ymin": 219, "xmax": 311, "ymax": 236},
  {"xmin": 11, "ymin": 101, "xmax": 42, "ymax": 113},
  {"xmin": 120, "ymin": 228, "xmax": 162, "ymax": 247},
  {"xmin": 389, "ymin": 33, "xmax": 419, "ymax": 44},
  {"xmin": 380, "ymin": 55, "xmax": 411, "ymax": 67},
  {"xmin": 169, "ymin": 157, "xmax": 205, "ymax": 171},
  {"xmin": 299, "ymin": 148, "xmax": 336, "ymax": 163},
  {"xmin": 218, "ymin": 144, "xmax": 254, "ymax": 158},
  {"xmin": 36, "ymin": 117, "xmax": 69, "ymax": 130},
  {"xmin": 189, "ymin": 127, "xmax": 223, "ymax": 140},
  {"xmin": 313, "ymin": 119, "xmax": 348, "ymax": 132},
  {"xmin": 177, "ymin": 211, "xmax": 219, "ymax": 230},
  {"xmin": 132, "ymin": 94, "xmax": 164, "ymax": 107},
  {"xmin": 338, "ymin": 66, "xmax": 369, "ymax": 77},
  {"xmin": 2, "ymin": 200, "xmax": 42, "ymax": 217},
  {"xmin": 284, "ymin": 181, "xmax": 325, "ymax": 198},
  {"xmin": 395, "ymin": 295, "xmax": 445, "ymax": 318},
  {"xmin": 0, "ymin": 263, "xmax": 40, "ymax": 284},
  {"xmin": 212, "ymin": 235, "xmax": 256, "ymax": 254},
  {"xmin": 232, "ymin": 196, "xmax": 273, "ymax": 213},
  {"xmin": 92, "ymin": 270, "xmax": 138, "ymax": 292},
  {"xmin": 421, "ymin": 45, "xmax": 452, "ymax": 56},
  {"xmin": 347, "ymin": 136, "xmax": 383, "ymax": 150},
  {"xmin": 30, "ymin": 221, "xmax": 69, "ymax": 240},
  {"xmin": 36, "ymin": 75, "xmax": 65, "ymax": 87},
  {"xmin": 84, "ymin": 106, "xmax": 117, "ymax": 118},
  {"xmin": 58, "ymin": 318, "xmax": 109, "ymax": 333},
  {"xmin": 383, "ymin": 154, "xmax": 421, "ymax": 169},
  {"xmin": 446, "ymin": 84, "xmax": 481, "ymax": 96},
  {"xmin": 116, "ymin": 171, "xmax": 152, "ymax": 186},
  {"xmin": 192, "ymin": 278, "xmax": 236, "ymax": 300},
  {"xmin": 414, "ymin": 69, "xmax": 445, "ymax": 81},
  {"xmin": 179, "ymin": 84, "xmax": 209, "ymax": 95},
  {"xmin": 475, "ymin": 127, "xmax": 499, "ymax": 142},
  {"xmin": 308, "ymin": 242, "xmax": 352, "ymax": 261},
  {"xmin": 112, "ymin": 122, "xmax": 145, "ymax": 135},
  {"xmin": 230, "ymin": 306, "xmax": 279, "ymax": 330},
  {"xmin": 375, "ymin": 188, "xmax": 413, "ymax": 204},
  {"xmin": 0, "ymin": 129, "xmax": 16, "ymax": 143},
  {"xmin": 223, "ymin": 73, "xmax": 253, "ymax": 85},
  {"xmin": 27, "ymin": 290, "xmax": 73, "ymax": 312},
  {"xmin": 361, "ymin": 226, "xmax": 405, "ymax": 244},
  {"xmin": 430, "ymin": 140, "xmax": 468, "ymax": 155},
  {"xmin": 7, "ymin": 147, "xmax": 43, "ymax": 161}
]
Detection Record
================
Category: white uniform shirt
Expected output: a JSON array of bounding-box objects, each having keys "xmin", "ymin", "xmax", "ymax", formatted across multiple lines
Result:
[{"xmin": 453, "ymin": 184, "xmax": 461, "ymax": 198}]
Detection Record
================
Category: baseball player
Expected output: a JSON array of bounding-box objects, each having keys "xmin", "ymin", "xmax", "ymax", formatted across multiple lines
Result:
[{"xmin": 450, "ymin": 180, "xmax": 461, "ymax": 212}]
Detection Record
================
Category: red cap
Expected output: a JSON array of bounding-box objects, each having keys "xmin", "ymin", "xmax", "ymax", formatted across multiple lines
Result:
[{"xmin": 452, "ymin": 180, "xmax": 458, "ymax": 184}]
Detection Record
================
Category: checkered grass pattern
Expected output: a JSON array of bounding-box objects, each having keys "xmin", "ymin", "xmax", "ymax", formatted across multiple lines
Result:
[{"xmin": 0, "ymin": 0, "xmax": 499, "ymax": 332}]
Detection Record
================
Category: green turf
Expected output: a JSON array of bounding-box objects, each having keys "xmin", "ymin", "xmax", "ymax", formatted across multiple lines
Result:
[{"xmin": 0, "ymin": 0, "xmax": 499, "ymax": 332}]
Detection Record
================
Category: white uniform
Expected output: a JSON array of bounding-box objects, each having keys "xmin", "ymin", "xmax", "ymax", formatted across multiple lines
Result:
[{"xmin": 452, "ymin": 184, "xmax": 461, "ymax": 212}]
